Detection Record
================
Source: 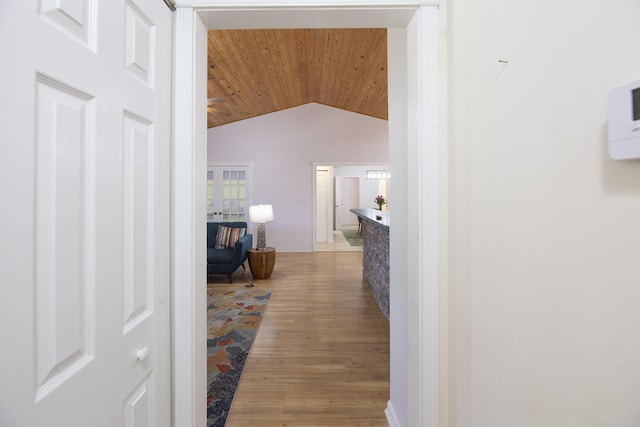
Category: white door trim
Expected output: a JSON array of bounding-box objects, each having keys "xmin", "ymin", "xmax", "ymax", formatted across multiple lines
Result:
[
  {"xmin": 172, "ymin": 2, "xmax": 444, "ymax": 426},
  {"xmin": 172, "ymin": 7, "xmax": 208, "ymax": 427},
  {"xmin": 314, "ymin": 166, "xmax": 334, "ymax": 245}
]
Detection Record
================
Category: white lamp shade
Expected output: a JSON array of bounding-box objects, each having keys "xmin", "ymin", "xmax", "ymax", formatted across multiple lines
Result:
[{"xmin": 249, "ymin": 204, "xmax": 274, "ymax": 223}]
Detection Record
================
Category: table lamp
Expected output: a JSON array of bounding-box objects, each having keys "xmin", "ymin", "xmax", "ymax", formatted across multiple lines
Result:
[{"xmin": 249, "ymin": 204, "xmax": 274, "ymax": 250}]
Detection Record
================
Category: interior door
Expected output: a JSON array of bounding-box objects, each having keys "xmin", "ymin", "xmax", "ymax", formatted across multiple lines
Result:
[
  {"xmin": 0, "ymin": 1, "xmax": 172, "ymax": 426},
  {"xmin": 337, "ymin": 177, "xmax": 360, "ymax": 228},
  {"xmin": 108, "ymin": 1, "xmax": 172, "ymax": 426}
]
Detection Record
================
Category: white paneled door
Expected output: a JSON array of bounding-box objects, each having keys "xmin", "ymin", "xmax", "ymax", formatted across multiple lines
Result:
[
  {"xmin": 0, "ymin": 1, "xmax": 172, "ymax": 426},
  {"xmin": 336, "ymin": 176, "xmax": 360, "ymax": 229}
]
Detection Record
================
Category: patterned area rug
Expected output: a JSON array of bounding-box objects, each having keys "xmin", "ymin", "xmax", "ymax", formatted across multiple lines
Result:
[
  {"xmin": 207, "ymin": 288, "xmax": 272, "ymax": 427},
  {"xmin": 340, "ymin": 229, "xmax": 363, "ymax": 246}
]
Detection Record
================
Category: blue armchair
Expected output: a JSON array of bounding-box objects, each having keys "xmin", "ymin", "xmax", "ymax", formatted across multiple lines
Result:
[{"xmin": 207, "ymin": 222, "xmax": 253, "ymax": 283}]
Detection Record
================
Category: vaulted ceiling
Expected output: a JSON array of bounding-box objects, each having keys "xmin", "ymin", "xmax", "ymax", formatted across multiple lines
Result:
[{"xmin": 207, "ymin": 28, "xmax": 388, "ymax": 128}]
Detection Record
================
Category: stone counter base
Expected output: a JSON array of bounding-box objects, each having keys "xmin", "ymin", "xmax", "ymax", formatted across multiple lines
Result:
[{"xmin": 362, "ymin": 220, "xmax": 389, "ymax": 319}]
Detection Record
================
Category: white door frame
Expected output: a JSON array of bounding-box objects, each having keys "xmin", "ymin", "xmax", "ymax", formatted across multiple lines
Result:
[
  {"xmin": 314, "ymin": 166, "xmax": 334, "ymax": 245},
  {"xmin": 172, "ymin": 2, "xmax": 445, "ymax": 426}
]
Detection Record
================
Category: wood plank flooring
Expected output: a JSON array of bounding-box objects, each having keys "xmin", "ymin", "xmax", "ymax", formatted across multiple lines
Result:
[{"xmin": 207, "ymin": 251, "xmax": 390, "ymax": 426}]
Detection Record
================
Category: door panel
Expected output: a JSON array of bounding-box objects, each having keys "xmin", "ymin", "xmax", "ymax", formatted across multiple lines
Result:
[
  {"xmin": 34, "ymin": 75, "xmax": 96, "ymax": 403},
  {"xmin": 123, "ymin": 374, "xmax": 153, "ymax": 427},
  {"xmin": 124, "ymin": 1, "xmax": 154, "ymax": 85},
  {"xmin": 39, "ymin": 0, "xmax": 96, "ymax": 49},
  {"xmin": 339, "ymin": 177, "xmax": 360, "ymax": 227},
  {"xmin": 0, "ymin": 2, "xmax": 110, "ymax": 425},
  {"xmin": 0, "ymin": 1, "xmax": 171, "ymax": 425},
  {"xmin": 222, "ymin": 170, "xmax": 247, "ymax": 221},
  {"xmin": 110, "ymin": 0, "xmax": 172, "ymax": 426},
  {"xmin": 121, "ymin": 113, "xmax": 153, "ymax": 331}
]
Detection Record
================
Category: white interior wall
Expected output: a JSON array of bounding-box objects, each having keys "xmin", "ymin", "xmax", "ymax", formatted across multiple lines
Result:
[
  {"xmin": 449, "ymin": 0, "xmax": 640, "ymax": 425},
  {"xmin": 207, "ymin": 102, "xmax": 388, "ymax": 252}
]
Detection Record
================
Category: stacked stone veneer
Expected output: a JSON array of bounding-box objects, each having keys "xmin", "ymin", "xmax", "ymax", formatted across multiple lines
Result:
[{"xmin": 362, "ymin": 220, "xmax": 390, "ymax": 319}]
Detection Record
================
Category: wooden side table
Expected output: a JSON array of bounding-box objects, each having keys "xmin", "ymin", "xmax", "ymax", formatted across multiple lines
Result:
[{"xmin": 248, "ymin": 247, "xmax": 276, "ymax": 279}]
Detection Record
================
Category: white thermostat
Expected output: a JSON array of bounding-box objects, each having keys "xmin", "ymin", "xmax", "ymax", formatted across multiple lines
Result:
[{"xmin": 608, "ymin": 79, "xmax": 640, "ymax": 159}]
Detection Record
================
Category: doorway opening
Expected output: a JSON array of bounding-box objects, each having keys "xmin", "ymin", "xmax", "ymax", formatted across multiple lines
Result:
[
  {"xmin": 314, "ymin": 163, "xmax": 389, "ymax": 252},
  {"xmin": 174, "ymin": 5, "xmax": 443, "ymax": 427}
]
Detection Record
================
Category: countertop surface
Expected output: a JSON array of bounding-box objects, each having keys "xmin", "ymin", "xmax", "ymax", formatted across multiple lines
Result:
[{"xmin": 350, "ymin": 208, "xmax": 390, "ymax": 229}]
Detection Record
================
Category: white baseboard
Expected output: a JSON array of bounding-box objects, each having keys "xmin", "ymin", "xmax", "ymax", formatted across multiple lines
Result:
[{"xmin": 385, "ymin": 400, "xmax": 401, "ymax": 427}]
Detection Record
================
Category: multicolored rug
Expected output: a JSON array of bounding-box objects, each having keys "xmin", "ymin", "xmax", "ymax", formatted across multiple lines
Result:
[
  {"xmin": 340, "ymin": 229, "xmax": 363, "ymax": 246},
  {"xmin": 207, "ymin": 288, "xmax": 272, "ymax": 427}
]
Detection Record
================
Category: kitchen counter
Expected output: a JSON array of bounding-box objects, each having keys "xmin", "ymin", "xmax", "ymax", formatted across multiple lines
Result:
[{"xmin": 350, "ymin": 208, "xmax": 390, "ymax": 318}]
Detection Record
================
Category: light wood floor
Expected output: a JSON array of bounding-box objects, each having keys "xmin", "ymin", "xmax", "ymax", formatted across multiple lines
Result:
[
  {"xmin": 207, "ymin": 251, "xmax": 390, "ymax": 427},
  {"xmin": 316, "ymin": 227, "xmax": 363, "ymax": 252}
]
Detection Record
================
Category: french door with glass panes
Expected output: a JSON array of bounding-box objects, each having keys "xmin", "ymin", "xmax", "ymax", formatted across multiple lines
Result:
[{"xmin": 207, "ymin": 166, "xmax": 251, "ymax": 222}]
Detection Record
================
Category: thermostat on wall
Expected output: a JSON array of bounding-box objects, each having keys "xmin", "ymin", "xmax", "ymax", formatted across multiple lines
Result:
[{"xmin": 608, "ymin": 79, "xmax": 640, "ymax": 159}]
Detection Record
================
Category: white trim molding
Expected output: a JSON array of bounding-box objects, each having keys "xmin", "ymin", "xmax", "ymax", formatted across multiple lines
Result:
[
  {"xmin": 184, "ymin": 0, "xmax": 439, "ymax": 6},
  {"xmin": 386, "ymin": 400, "xmax": 402, "ymax": 427},
  {"xmin": 416, "ymin": 5, "xmax": 441, "ymax": 427},
  {"xmin": 172, "ymin": 7, "xmax": 207, "ymax": 427}
]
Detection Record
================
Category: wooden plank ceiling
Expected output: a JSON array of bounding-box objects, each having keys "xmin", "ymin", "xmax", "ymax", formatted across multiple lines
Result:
[{"xmin": 207, "ymin": 28, "xmax": 388, "ymax": 128}]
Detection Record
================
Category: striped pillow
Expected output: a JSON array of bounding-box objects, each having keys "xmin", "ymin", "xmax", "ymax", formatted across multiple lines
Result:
[{"xmin": 214, "ymin": 226, "xmax": 246, "ymax": 250}]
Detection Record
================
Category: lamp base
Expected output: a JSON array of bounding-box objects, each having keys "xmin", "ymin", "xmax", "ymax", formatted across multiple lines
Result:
[{"xmin": 256, "ymin": 223, "xmax": 266, "ymax": 249}]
